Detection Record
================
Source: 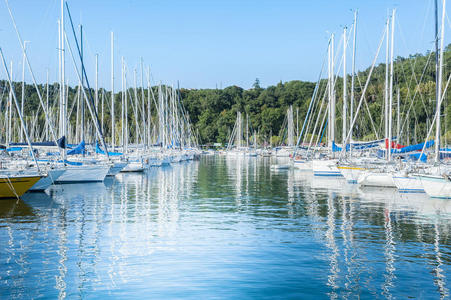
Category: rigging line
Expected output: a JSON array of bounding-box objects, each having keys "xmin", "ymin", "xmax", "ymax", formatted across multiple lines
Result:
[
  {"xmin": 355, "ymin": 70, "xmax": 380, "ymax": 140},
  {"xmin": 340, "ymin": 24, "xmax": 387, "ymax": 159},
  {"xmin": 303, "ymin": 79, "xmax": 327, "ymax": 146},
  {"xmin": 397, "ymin": 19, "xmax": 431, "ymax": 121},
  {"xmin": 418, "ymin": 71, "xmax": 451, "ymax": 161},
  {"xmin": 401, "ymin": 55, "xmax": 431, "ymax": 122},
  {"xmin": 294, "ymin": 51, "xmax": 327, "ymax": 154},
  {"xmin": 308, "ymin": 86, "xmax": 328, "ymax": 151},
  {"xmin": 399, "ymin": 49, "xmax": 434, "ymax": 138}
]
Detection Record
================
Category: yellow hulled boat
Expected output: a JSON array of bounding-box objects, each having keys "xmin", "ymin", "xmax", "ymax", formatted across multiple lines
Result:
[{"xmin": 0, "ymin": 174, "xmax": 42, "ymax": 198}]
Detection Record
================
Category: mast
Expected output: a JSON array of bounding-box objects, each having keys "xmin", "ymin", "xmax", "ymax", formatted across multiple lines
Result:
[
  {"xmin": 296, "ymin": 107, "xmax": 299, "ymax": 138},
  {"xmin": 124, "ymin": 65, "xmax": 128, "ymax": 154},
  {"xmin": 95, "ymin": 54, "xmax": 98, "ymax": 112},
  {"xmin": 435, "ymin": 0, "xmax": 446, "ymax": 163},
  {"xmin": 342, "ymin": 26, "xmax": 347, "ymax": 145},
  {"xmin": 397, "ymin": 87, "xmax": 400, "ymax": 144},
  {"xmin": 384, "ymin": 15, "xmax": 390, "ymax": 159},
  {"xmin": 121, "ymin": 57, "xmax": 125, "ymax": 150},
  {"xmin": 60, "ymin": 0, "xmax": 66, "ymax": 159},
  {"xmin": 46, "ymin": 69, "xmax": 49, "ymax": 140},
  {"xmin": 20, "ymin": 41, "xmax": 28, "ymax": 142},
  {"xmin": 134, "ymin": 69, "xmax": 139, "ymax": 145},
  {"xmin": 246, "ymin": 113, "xmax": 249, "ymax": 148},
  {"xmin": 8, "ymin": 61, "xmax": 12, "ymax": 145},
  {"xmin": 350, "ymin": 11, "xmax": 357, "ymax": 135},
  {"xmin": 328, "ymin": 34, "xmax": 335, "ymax": 151},
  {"xmin": 147, "ymin": 67, "xmax": 152, "ymax": 145},
  {"xmin": 80, "ymin": 25, "xmax": 84, "ymax": 143},
  {"xmin": 141, "ymin": 58, "xmax": 146, "ymax": 148},
  {"xmin": 388, "ymin": 9, "xmax": 395, "ymax": 162},
  {"xmin": 111, "ymin": 31, "xmax": 115, "ymax": 149}
]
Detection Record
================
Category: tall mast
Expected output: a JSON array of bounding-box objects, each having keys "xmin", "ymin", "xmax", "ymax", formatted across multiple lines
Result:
[
  {"xmin": 80, "ymin": 24, "xmax": 84, "ymax": 143},
  {"xmin": 384, "ymin": 15, "xmax": 390, "ymax": 159},
  {"xmin": 46, "ymin": 69, "xmax": 49, "ymax": 140},
  {"xmin": 141, "ymin": 58, "xmax": 146, "ymax": 148},
  {"xmin": 8, "ymin": 61, "xmax": 13, "ymax": 145},
  {"xmin": 20, "ymin": 41, "xmax": 28, "ymax": 142},
  {"xmin": 397, "ymin": 87, "xmax": 400, "ymax": 144},
  {"xmin": 61, "ymin": 0, "xmax": 65, "ymax": 138},
  {"xmin": 342, "ymin": 26, "xmax": 347, "ymax": 145},
  {"xmin": 435, "ymin": 0, "xmax": 446, "ymax": 163},
  {"xmin": 147, "ymin": 66, "xmax": 152, "ymax": 146},
  {"xmin": 350, "ymin": 11, "xmax": 357, "ymax": 133},
  {"xmin": 95, "ymin": 54, "xmax": 98, "ymax": 113},
  {"xmin": 328, "ymin": 34, "xmax": 335, "ymax": 151},
  {"xmin": 111, "ymin": 31, "xmax": 115, "ymax": 149},
  {"xmin": 327, "ymin": 37, "xmax": 331, "ymax": 148},
  {"xmin": 388, "ymin": 9, "xmax": 396, "ymax": 161},
  {"xmin": 124, "ymin": 65, "xmax": 128, "ymax": 154},
  {"xmin": 121, "ymin": 57, "xmax": 125, "ymax": 150}
]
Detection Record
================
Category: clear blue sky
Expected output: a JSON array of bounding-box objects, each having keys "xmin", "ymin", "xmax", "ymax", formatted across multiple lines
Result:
[{"xmin": 0, "ymin": 0, "xmax": 448, "ymax": 89}]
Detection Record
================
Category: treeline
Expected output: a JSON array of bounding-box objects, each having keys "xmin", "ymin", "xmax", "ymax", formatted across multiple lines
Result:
[
  {"xmin": 0, "ymin": 44, "xmax": 450, "ymax": 146},
  {"xmin": 181, "ymin": 44, "xmax": 451, "ymax": 145}
]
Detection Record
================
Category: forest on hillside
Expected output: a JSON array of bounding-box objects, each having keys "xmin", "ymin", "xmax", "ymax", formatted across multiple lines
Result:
[{"xmin": 0, "ymin": 44, "xmax": 450, "ymax": 147}]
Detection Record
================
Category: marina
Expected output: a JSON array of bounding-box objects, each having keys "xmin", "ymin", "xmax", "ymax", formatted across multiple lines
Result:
[{"xmin": 0, "ymin": 0, "xmax": 450, "ymax": 298}]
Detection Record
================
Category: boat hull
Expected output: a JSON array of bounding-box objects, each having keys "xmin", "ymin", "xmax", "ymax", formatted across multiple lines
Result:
[
  {"xmin": 418, "ymin": 175, "xmax": 451, "ymax": 199},
  {"xmin": 0, "ymin": 175, "xmax": 42, "ymax": 198},
  {"xmin": 358, "ymin": 172, "xmax": 395, "ymax": 188},
  {"xmin": 338, "ymin": 165, "xmax": 366, "ymax": 184},
  {"xmin": 55, "ymin": 165, "xmax": 109, "ymax": 183},
  {"xmin": 392, "ymin": 175, "xmax": 425, "ymax": 193},
  {"xmin": 107, "ymin": 162, "xmax": 127, "ymax": 176},
  {"xmin": 29, "ymin": 169, "xmax": 65, "ymax": 191},
  {"xmin": 121, "ymin": 162, "xmax": 145, "ymax": 173},
  {"xmin": 293, "ymin": 159, "xmax": 312, "ymax": 171},
  {"xmin": 312, "ymin": 159, "xmax": 342, "ymax": 177}
]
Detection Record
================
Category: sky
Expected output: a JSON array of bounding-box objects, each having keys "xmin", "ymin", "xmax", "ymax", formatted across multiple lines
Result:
[{"xmin": 0, "ymin": 0, "xmax": 448, "ymax": 89}]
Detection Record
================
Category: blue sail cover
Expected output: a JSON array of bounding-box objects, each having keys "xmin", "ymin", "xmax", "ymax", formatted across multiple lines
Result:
[
  {"xmin": 95, "ymin": 142, "xmax": 123, "ymax": 156},
  {"xmin": 392, "ymin": 140, "xmax": 434, "ymax": 154},
  {"xmin": 67, "ymin": 140, "xmax": 86, "ymax": 155}
]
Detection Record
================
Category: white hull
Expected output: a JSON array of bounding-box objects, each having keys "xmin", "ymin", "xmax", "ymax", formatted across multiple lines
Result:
[
  {"xmin": 358, "ymin": 171, "xmax": 395, "ymax": 188},
  {"xmin": 293, "ymin": 159, "xmax": 312, "ymax": 170},
  {"xmin": 55, "ymin": 165, "xmax": 109, "ymax": 183},
  {"xmin": 29, "ymin": 169, "xmax": 65, "ymax": 191},
  {"xmin": 107, "ymin": 162, "xmax": 127, "ymax": 176},
  {"xmin": 312, "ymin": 159, "xmax": 342, "ymax": 177},
  {"xmin": 338, "ymin": 166, "xmax": 366, "ymax": 184},
  {"xmin": 392, "ymin": 175, "xmax": 425, "ymax": 193},
  {"xmin": 121, "ymin": 162, "xmax": 145, "ymax": 172},
  {"xmin": 418, "ymin": 175, "xmax": 451, "ymax": 199}
]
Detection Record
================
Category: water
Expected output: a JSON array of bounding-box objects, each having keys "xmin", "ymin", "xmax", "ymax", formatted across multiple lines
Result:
[{"xmin": 0, "ymin": 156, "xmax": 450, "ymax": 299}]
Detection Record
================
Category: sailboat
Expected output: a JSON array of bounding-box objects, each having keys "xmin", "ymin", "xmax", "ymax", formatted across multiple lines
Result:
[
  {"xmin": 0, "ymin": 172, "xmax": 42, "ymax": 198},
  {"xmin": 416, "ymin": 0, "xmax": 450, "ymax": 199}
]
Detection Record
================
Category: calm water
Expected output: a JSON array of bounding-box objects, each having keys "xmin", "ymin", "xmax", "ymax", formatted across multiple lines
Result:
[{"xmin": 1, "ymin": 156, "xmax": 450, "ymax": 299}]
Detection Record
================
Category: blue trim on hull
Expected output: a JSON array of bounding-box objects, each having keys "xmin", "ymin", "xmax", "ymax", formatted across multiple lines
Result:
[
  {"xmin": 54, "ymin": 180, "xmax": 104, "ymax": 184},
  {"xmin": 314, "ymin": 173, "xmax": 343, "ymax": 177},
  {"xmin": 398, "ymin": 189, "xmax": 425, "ymax": 193}
]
